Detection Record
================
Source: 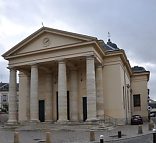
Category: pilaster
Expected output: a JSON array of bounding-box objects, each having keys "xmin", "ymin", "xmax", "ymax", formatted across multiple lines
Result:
[{"xmin": 96, "ymin": 65, "xmax": 104, "ymax": 119}]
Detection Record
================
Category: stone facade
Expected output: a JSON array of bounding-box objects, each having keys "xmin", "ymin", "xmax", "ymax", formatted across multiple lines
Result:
[{"xmin": 2, "ymin": 27, "xmax": 150, "ymax": 124}]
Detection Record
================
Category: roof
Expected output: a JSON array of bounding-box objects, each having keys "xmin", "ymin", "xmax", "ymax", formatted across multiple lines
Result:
[
  {"xmin": 0, "ymin": 83, "xmax": 9, "ymax": 91},
  {"xmin": 131, "ymin": 66, "xmax": 150, "ymax": 81},
  {"xmin": 0, "ymin": 82, "xmax": 19, "ymax": 91},
  {"xmin": 132, "ymin": 66, "xmax": 146, "ymax": 73},
  {"xmin": 98, "ymin": 39, "xmax": 120, "ymax": 52},
  {"xmin": 105, "ymin": 39, "xmax": 120, "ymax": 51}
]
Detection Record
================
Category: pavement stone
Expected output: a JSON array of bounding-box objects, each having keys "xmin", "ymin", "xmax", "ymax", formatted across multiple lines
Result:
[{"xmin": 0, "ymin": 122, "xmax": 155, "ymax": 143}]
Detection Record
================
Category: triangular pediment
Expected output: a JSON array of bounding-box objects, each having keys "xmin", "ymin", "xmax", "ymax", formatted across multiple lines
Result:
[{"xmin": 3, "ymin": 27, "xmax": 97, "ymax": 57}]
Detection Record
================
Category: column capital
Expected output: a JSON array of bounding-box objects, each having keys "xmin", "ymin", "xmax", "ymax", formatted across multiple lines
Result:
[
  {"xmin": 7, "ymin": 66, "xmax": 17, "ymax": 71},
  {"xmin": 86, "ymin": 55, "xmax": 95, "ymax": 60},
  {"xmin": 96, "ymin": 64, "xmax": 103, "ymax": 69},
  {"xmin": 19, "ymin": 70, "xmax": 30, "ymax": 77},
  {"xmin": 57, "ymin": 58, "xmax": 66, "ymax": 64},
  {"xmin": 30, "ymin": 63, "xmax": 38, "ymax": 68}
]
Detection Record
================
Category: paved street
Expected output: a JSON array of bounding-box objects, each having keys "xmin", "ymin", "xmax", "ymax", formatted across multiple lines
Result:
[
  {"xmin": 0, "ymin": 122, "xmax": 154, "ymax": 143},
  {"xmin": 115, "ymin": 134, "xmax": 152, "ymax": 143}
]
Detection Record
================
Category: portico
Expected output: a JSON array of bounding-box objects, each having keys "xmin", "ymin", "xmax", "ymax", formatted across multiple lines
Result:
[{"xmin": 7, "ymin": 55, "xmax": 102, "ymax": 123}]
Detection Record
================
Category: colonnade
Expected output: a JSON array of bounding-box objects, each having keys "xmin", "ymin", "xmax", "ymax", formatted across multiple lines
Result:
[{"xmin": 8, "ymin": 56, "xmax": 104, "ymax": 123}]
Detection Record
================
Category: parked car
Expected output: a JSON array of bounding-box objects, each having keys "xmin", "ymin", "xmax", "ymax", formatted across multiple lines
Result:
[
  {"xmin": 150, "ymin": 112, "xmax": 156, "ymax": 117},
  {"xmin": 131, "ymin": 115, "xmax": 143, "ymax": 125}
]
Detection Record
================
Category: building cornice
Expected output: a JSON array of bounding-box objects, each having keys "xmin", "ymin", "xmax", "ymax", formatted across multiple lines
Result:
[
  {"xmin": 105, "ymin": 49, "xmax": 132, "ymax": 75},
  {"xmin": 2, "ymin": 27, "xmax": 97, "ymax": 58},
  {"xmin": 4, "ymin": 41, "xmax": 102, "ymax": 60},
  {"xmin": 132, "ymin": 71, "xmax": 150, "ymax": 81}
]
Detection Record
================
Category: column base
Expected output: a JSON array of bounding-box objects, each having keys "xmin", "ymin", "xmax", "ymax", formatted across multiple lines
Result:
[
  {"xmin": 70, "ymin": 120, "xmax": 79, "ymax": 123},
  {"xmin": 45, "ymin": 120, "xmax": 53, "ymax": 123},
  {"xmin": 56, "ymin": 119, "xmax": 69, "ymax": 124},
  {"xmin": 86, "ymin": 118, "xmax": 98, "ymax": 123},
  {"xmin": 7, "ymin": 119, "xmax": 18, "ymax": 125},
  {"xmin": 18, "ymin": 120, "xmax": 29, "ymax": 125},
  {"xmin": 30, "ymin": 119, "xmax": 40, "ymax": 123},
  {"xmin": 97, "ymin": 116, "xmax": 104, "ymax": 120}
]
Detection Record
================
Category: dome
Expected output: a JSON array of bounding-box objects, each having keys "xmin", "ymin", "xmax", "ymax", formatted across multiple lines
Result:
[
  {"xmin": 107, "ymin": 39, "xmax": 118, "ymax": 49},
  {"xmin": 132, "ymin": 66, "xmax": 146, "ymax": 72}
]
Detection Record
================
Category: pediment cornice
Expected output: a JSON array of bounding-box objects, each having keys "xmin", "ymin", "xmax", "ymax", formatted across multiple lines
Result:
[{"xmin": 2, "ymin": 27, "xmax": 97, "ymax": 58}]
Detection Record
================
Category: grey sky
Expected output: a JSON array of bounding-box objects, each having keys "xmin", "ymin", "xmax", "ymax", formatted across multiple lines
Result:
[{"xmin": 0, "ymin": 0, "xmax": 156, "ymax": 99}]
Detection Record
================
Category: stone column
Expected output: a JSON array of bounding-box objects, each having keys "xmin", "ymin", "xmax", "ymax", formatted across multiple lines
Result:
[
  {"xmin": 8, "ymin": 68, "xmax": 17, "ymax": 123},
  {"xmin": 19, "ymin": 71, "xmax": 30, "ymax": 122},
  {"xmin": 70, "ymin": 69, "xmax": 78, "ymax": 121},
  {"xmin": 86, "ymin": 56, "xmax": 97, "ymax": 121},
  {"xmin": 58, "ymin": 60, "xmax": 68, "ymax": 122},
  {"xmin": 45, "ymin": 73, "xmax": 53, "ymax": 122},
  {"xmin": 30, "ymin": 64, "xmax": 39, "ymax": 122},
  {"xmin": 96, "ymin": 65, "xmax": 104, "ymax": 119}
]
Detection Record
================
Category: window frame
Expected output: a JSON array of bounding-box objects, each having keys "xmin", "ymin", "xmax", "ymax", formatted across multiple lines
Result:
[{"xmin": 133, "ymin": 94, "xmax": 141, "ymax": 107}]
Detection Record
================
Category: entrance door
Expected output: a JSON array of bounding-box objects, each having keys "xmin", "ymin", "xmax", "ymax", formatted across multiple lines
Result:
[
  {"xmin": 83, "ymin": 97, "xmax": 87, "ymax": 121},
  {"xmin": 39, "ymin": 100, "xmax": 45, "ymax": 122},
  {"xmin": 67, "ymin": 91, "xmax": 70, "ymax": 120},
  {"xmin": 56, "ymin": 92, "xmax": 58, "ymax": 120}
]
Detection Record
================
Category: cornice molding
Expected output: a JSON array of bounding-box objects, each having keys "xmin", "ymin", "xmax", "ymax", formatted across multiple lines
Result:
[{"xmin": 2, "ymin": 27, "xmax": 97, "ymax": 58}]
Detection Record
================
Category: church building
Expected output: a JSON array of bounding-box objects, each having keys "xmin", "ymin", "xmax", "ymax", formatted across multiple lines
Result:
[{"xmin": 2, "ymin": 27, "xmax": 150, "ymax": 125}]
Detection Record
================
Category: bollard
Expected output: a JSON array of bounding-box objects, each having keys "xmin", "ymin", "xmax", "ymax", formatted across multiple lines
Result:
[
  {"xmin": 100, "ymin": 135, "xmax": 104, "ymax": 143},
  {"xmin": 118, "ymin": 131, "xmax": 122, "ymax": 138},
  {"xmin": 153, "ymin": 132, "xmax": 156, "ymax": 143},
  {"xmin": 90, "ymin": 130, "xmax": 95, "ymax": 141},
  {"xmin": 153, "ymin": 129, "xmax": 156, "ymax": 143},
  {"xmin": 14, "ymin": 132, "xmax": 19, "ymax": 143},
  {"xmin": 46, "ymin": 132, "xmax": 51, "ymax": 143},
  {"xmin": 138, "ymin": 125, "xmax": 143, "ymax": 134}
]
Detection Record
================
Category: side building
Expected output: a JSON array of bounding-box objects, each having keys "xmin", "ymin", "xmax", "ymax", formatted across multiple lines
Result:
[
  {"xmin": 2, "ymin": 27, "xmax": 150, "ymax": 125},
  {"xmin": 0, "ymin": 82, "xmax": 9, "ymax": 112},
  {"xmin": 0, "ymin": 82, "xmax": 19, "ymax": 113}
]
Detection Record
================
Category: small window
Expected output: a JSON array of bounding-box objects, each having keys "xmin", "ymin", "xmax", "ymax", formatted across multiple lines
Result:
[
  {"xmin": 1, "ymin": 95, "xmax": 8, "ymax": 102},
  {"xmin": 133, "ymin": 94, "xmax": 141, "ymax": 107}
]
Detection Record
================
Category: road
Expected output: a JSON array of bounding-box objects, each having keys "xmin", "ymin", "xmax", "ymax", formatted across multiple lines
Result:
[{"xmin": 115, "ymin": 134, "xmax": 153, "ymax": 143}]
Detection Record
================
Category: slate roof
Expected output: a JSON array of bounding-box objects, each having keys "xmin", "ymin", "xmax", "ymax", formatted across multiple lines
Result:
[
  {"xmin": 0, "ymin": 83, "xmax": 9, "ymax": 91},
  {"xmin": 0, "ymin": 82, "xmax": 19, "ymax": 91},
  {"xmin": 131, "ymin": 66, "xmax": 146, "ymax": 73},
  {"xmin": 99, "ymin": 39, "xmax": 120, "ymax": 51}
]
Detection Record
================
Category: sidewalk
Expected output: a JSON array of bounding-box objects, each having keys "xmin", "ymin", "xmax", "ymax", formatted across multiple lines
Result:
[
  {"xmin": 0, "ymin": 122, "xmax": 154, "ymax": 143},
  {"xmin": 93, "ymin": 123, "xmax": 153, "ymax": 142}
]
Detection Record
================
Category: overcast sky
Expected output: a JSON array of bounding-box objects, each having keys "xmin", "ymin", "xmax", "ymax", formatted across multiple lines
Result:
[{"xmin": 0, "ymin": 0, "xmax": 156, "ymax": 99}]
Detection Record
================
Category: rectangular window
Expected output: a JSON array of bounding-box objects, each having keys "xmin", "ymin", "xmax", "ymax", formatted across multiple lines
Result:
[
  {"xmin": 1, "ymin": 95, "xmax": 7, "ymax": 102},
  {"xmin": 123, "ymin": 86, "xmax": 125, "ymax": 109},
  {"xmin": 133, "ymin": 94, "xmax": 141, "ymax": 107},
  {"xmin": 127, "ymin": 89, "xmax": 130, "ymax": 110}
]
